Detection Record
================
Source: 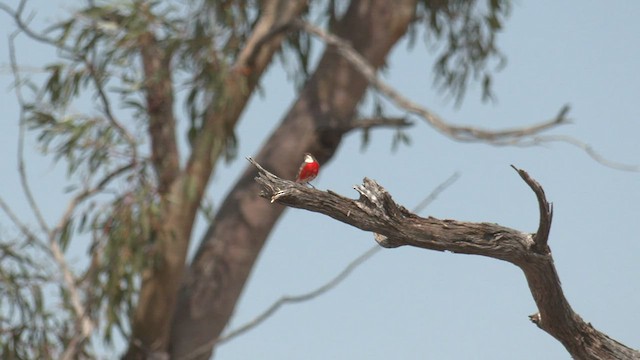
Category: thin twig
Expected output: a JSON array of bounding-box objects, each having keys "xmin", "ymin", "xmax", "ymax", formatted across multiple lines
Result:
[
  {"xmin": 49, "ymin": 239, "xmax": 92, "ymax": 360},
  {"xmin": 84, "ymin": 56, "xmax": 138, "ymax": 157},
  {"xmin": 177, "ymin": 247, "xmax": 376, "ymax": 360},
  {"xmin": 0, "ymin": 0, "xmax": 74, "ymax": 52},
  {"xmin": 2, "ymin": 1, "xmax": 139, "ymax": 156},
  {"xmin": 346, "ymin": 116, "xmax": 413, "ymax": 131},
  {"xmin": 10, "ymin": 32, "xmax": 50, "ymax": 235},
  {"xmin": 47, "ymin": 163, "xmax": 134, "ymax": 359},
  {"xmin": 516, "ymin": 135, "xmax": 640, "ymax": 172},
  {"xmin": 0, "ymin": 196, "xmax": 43, "ymax": 248},
  {"xmin": 53, "ymin": 162, "xmax": 136, "ymax": 241},
  {"xmin": 412, "ymin": 172, "xmax": 461, "ymax": 214},
  {"xmin": 221, "ymin": 245, "xmax": 380, "ymax": 344}
]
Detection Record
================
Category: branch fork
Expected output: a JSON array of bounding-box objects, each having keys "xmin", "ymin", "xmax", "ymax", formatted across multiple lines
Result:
[{"xmin": 248, "ymin": 157, "xmax": 639, "ymax": 360}]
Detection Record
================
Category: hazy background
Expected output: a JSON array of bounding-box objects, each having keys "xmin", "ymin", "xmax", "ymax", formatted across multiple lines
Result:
[{"xmin": 1, "ymin": 1, "xmax": 638, "ymax": 359}]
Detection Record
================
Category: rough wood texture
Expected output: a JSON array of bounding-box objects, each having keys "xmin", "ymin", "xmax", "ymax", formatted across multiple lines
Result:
[{"xmin": 250, "ymin": 158, "xmax": 640, "ymax": 360}]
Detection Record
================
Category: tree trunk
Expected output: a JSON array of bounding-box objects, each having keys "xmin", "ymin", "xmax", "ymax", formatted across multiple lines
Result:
[
  {"xmin": 169, "ymin": 0, "xmax": 417, "ymax": 358},
  {"xmin": 124, "ymin": 1, "xmax": 307, "ymax": 358}
]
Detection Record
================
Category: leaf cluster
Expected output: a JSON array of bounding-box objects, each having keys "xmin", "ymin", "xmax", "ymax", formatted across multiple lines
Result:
[
  {"xmin": 416, "ymin": 0, "xmax": 510, "ymax": 104},
  {"xmin": 0, "ymin": 240, "xmax": 84, "ymax": 359},
  {"xmin": 27, "ymin": 109, "xmax": 120, "ymax": 177},
  {"xmin": 78, "ymin": 167, "xmax": 158, "ymax": 344}
]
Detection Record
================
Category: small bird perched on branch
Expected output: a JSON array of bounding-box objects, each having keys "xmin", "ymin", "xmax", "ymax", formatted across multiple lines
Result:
[{"xmin": 296, "ymin": 153, "xmax": 319, "ymax": 186}]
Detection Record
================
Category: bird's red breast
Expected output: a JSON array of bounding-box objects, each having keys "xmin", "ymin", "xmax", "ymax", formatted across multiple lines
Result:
[{"xmin": 296, "ymin": 153, "xmax": 319, "ymax": 183}]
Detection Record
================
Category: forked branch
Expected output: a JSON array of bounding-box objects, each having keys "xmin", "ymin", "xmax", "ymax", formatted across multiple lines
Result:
[
  {"xmin": 297, "ymin": 20, "xmax": 640, "ymax": 172},
  {"xmin": 248, "ymin": 157, "xmax": 639, "ymax": 360},
  {"xmin": 202, "ymin": 172, "xmax": 458, "ymax": 355},
  {"xmin": 296, "ymin": 19, "xmax": 569, "ymax": 143}
]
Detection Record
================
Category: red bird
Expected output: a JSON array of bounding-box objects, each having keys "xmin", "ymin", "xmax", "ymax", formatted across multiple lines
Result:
[{"xmin": 296, "ymin": 153, "xmax": 320, "ymax": 185}]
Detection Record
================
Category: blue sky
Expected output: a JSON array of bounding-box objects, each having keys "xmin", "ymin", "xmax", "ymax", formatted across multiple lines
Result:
[{"xmin": 1, "ymin": 1, "xmax": 639, "ymax": 359}]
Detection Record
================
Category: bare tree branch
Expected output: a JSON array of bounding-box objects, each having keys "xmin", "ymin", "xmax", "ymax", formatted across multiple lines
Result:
[
  {"xmin": 197, "ymin": 167, "xmax": 460, "ymax": 355},
  {"xmin": 221, "ymin": 245, "xmax": 381, "ymax": 345},
  {"xmin": 48, "ymin": 238, "xmax": 93, "ymax": 360},
  {"xmin": 296, "ymin": 19, "xmax": 570, "ymax": 143},
  {"xmin": 346, "ymin": 116, "xmax": 413, "ymax": 131},
  {"xmin": 297, "ymin": 19, "xmax": 640, "ymax": 173},
  {"xmin": 84, "ymin": 58, "xmax": 138, "ymax": 157},
  {"xmin": 0, "ymin": 0, "xmax": 65, "ymax": 50},
  {"xmin": 511, "ymin": 165, "xmax": 552, "ymax": 254},
  {"xmin": 180, "ymin": 246, "xmax": 378, "ymax": 360},
  {"xmin": 412, "ymin": 172, "xmax": 460, "ymax": 214},
  {"xmin": 9, "ymin": 31, "xmax": 49, "ymax": 235},
  {"xmin": 515, "ymin": 135, "xmax": 640, "ymax": 172},
  {"xmin": 0, "ymin": 196, "xmax": 42, "ymax": 247},
  {"xmin": 248, "ymin": 157, "xmax": 640, "ymax": 360},
  {"xmin": 4, "ymin": 159, "xmax": 134, "ymax": 359}
]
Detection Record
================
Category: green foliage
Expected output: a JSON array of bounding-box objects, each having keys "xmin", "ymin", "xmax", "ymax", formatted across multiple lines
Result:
[
  {"xmin": 416, "ymin": 0, "xmax": 511, "ymax": 105},
  {"xmin": 178, "ymin": 1, "xmax": 264, "ymax": 162},
  {"xmin": 0, "ymin": 240, "xmax": 74, "ymax": 359},
  {"xmin": 279, "ymin": 23, "xmax": 314, "ymax": 89},
  {"xmin": 277, "ymin": 3, "xmax": 319, "ymax": 90},
  {"xmin": 81, "ymin": 172, "xmax": 158, "ymax": 344},
  {"xmin": 391, "ymin": 128, "xmax": 412, "ymax": 151},
  {"xmin": 12, "ymin": 0, "xmax": 271, "ymax": 346},
  {"xmin": 3, "ymin": 0, "xmax": 515, "ymax": 355},
  {"xmin": 26, "ymin": 110, "xmax": 118, "ymax": 176}
]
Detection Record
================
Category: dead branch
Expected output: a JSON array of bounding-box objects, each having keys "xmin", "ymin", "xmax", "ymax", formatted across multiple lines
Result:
[
  {"xmin": 412, "ymin": 172, "xmax": 460, "ymax": 214},
  {"xmin": 511, "ymin": 165, "xmax": 552, "ymax": 254},
  {"xmin": 297, "ymin": 20, "xmax": 640, "ymax": 173},
  {"xmin": 0, "ymin": 196, "xmax": 42, "ymax": 248},
  {"xmin": 248, "ymin": 157, "xmax": 640, "ymax": 360},
  {"xmin": 0, "ymin": 0, "xmax": 63, "ymax": 48},
  {"xmin": 296, "ymin": 19, "xmax": 570, "ymax": 143},
  {"xmin": 201, "ymin": 169, "xmax": 459, "ymax": 354},
  {"xmin": 346, "ymin": 116, "xmax": 413, "ymax": 131},
  {"xmin": 9, "ymin": 32, "xmax": 49, "ymax": 235},
  {"xmin": 222, "ymin": 245, "xmax": 378, "ymax": 343},
  {"xmin": 181, "ymin": 246, "xmax": 378, "ymax": 360},
  {"xmin": 516, "ymin": 135, "xmax": 640, "ymax": 172}
]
